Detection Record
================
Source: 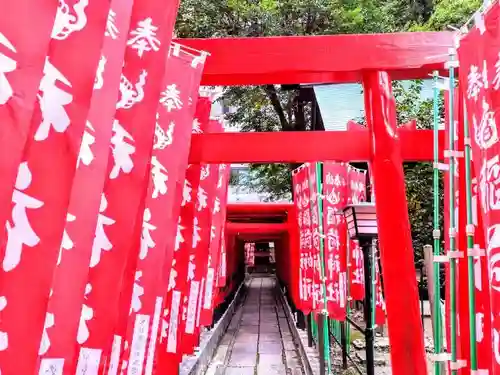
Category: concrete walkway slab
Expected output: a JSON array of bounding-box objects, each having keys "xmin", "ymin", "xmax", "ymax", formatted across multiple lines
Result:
[{"xmin": 203, "ymin": 276, "xmax": 305, "ymax": 375}]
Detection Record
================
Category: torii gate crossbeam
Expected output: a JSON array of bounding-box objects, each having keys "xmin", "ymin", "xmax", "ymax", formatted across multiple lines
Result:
[{"xmin": 189, "ymin": 129, "xmax": 445, "ymax": 163}]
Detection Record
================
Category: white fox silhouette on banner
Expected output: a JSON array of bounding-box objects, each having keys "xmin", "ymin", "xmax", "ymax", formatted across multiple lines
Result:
[
  {"xmin": 130, "ymin": 271, "xmax": 144, "ymax": 314},
  {"xmin": 153, "ymin": 117, "xmax": 174, "ymax": 150},
  {"xmin": 140, "ymin": 208, "xmax": 156, "ymax": 260},
  {"xmin": 35, "ymin": 59, "xmax": 73, "ymax": 142},
  {"xmin": 77, "ymin": 122, "xmax": 96, "ymax": 168},
  {"xmin": 77, "ymin": 283, "xmax": 93, "ymax": 344},
  {"xmin": 151, "ymin": 156, "xmax": 168, "ymax": 199},
  {"xmin": 90, "ymin": 194, "xmax": 115, "ymax": 267},
  {"xmin": 116, "ymin": 70, "xmax": 147, "ymax": 109},
  {"xmin": 51, "ymin": 0, "xmax": 89, "ymax": 40},
  {"xmin": 57, "ymin": 213, "xmax": 76, "ymax": 265},
  {"xmin": 38, "ymin": 312, "xmax": 55, "ymax": 355},
  {"xmin": 4, "ymin": 162, "xmax": 44, "ymax": 272},
  {"xmin": 0, "ymin": 297, "xmax": 8, "ymax": 352},
  {"xmin": 0, "ymin": 32, "xmax": 17, "ymax": 105},
  {"xmin": 105, "ymin": 9, "xmax": 119, "ymax": 40}
]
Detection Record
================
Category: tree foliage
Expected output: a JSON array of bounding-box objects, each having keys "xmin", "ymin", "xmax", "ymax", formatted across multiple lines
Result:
[{"xmin": 175, "ymin": 0, "xmax": 478, "ymax": 255}]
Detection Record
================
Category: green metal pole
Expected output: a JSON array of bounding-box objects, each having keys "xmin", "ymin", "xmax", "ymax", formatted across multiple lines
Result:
[
  {"xmin": 447, "ymin": 52, "xmax": 458, "ymax": 375},
  {"xmin": 432, "ymin": 71, "xmax": 444, "ymax": 375},
  {"xmin": 371, "ymin": 242, "xmax": 376, "ymax": 328},
  {"xmin": 346, "ymin": 233, "xmax": 351, "ymax": 353},
  {"xmin": 316, "ymin": 162, "xmax": 332, "ymax": 374},
  {"xmin": 463, "ymin": 102, "xmax": 478, "ymax": 370}
]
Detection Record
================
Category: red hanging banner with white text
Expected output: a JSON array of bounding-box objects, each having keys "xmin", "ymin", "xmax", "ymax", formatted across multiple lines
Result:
[
  {"xmin": 0, "ymin": 2, "xmax": 109, "ymax": 373},
  {"xmin": 0, "ymin": 1, "xmax": 58, "ymax": 256},
  {"xmin": 458, "ymin": 7, "xmax": 500, "ymax": 370},
  {"xmin": 159, "ymin": 96, "xmax": 212, "ymax": 372},
  {"xmin": 76, "ymin": 0, "xmax": 180, "ymax": 371},
  {"xmin": 200, "ymin": 160, "xmax": 230, "ymax": 326},
  {"xmin": 118, "ymin": 45, "xmax": 205, "ymax": 375},
  {"xmin": 292, "ymin": 165, "xmax": 313, "ymax": 313},
  {"xmin": 38, "ymin": 2, "xmax": 135, "ymax": 373},
  {"xmin": 322, "ymin": 162, "xmax": 348, "ymax": 320}
]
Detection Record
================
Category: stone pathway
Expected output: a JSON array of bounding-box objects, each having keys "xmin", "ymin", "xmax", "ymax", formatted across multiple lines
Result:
[{"xmin": 204, "ymin": 276, "xmax": 304, "ymax": 375}]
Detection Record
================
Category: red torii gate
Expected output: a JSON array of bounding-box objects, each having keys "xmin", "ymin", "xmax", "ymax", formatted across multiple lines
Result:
[{"xmin": 176, "ymin": 31, "xmax": 455, "ymax": 375}]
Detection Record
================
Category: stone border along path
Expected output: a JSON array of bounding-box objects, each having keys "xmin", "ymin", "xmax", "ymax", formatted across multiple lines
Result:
[{"xmin": 203, "ymin": 276, "xmax": 306, "ymax": 375}]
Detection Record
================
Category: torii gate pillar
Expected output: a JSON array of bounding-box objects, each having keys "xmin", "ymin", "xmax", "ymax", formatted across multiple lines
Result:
[{"xmin": 363, "ymin": 71, "xmax": 428, "ymax": 375}]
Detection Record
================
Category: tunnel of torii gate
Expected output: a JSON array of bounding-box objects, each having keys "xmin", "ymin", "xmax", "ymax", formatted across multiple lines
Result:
[{"xmin": 176, "ymin": 30, "xmax": 454, "ymax": 375}]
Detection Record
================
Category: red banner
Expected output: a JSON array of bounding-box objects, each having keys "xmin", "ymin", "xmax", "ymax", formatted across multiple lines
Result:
[
  {"xmin": 0, "ymin": 1, "xmax": 58, "ymax": 255},
  {"xmin": 38, "ymin": 3, "xmax": 135, "ymax": 373},
  {"xmin": 374, "ymin": 251, "xmax": 386, "ymax": 326},
  {"xmin": 200, "ymin": 161, "xmax": 230, "ymax": 326},
  {"xmin": 159, "ymin": 96, "xmax": 211, "ymax": 370},
  {"xmin": 75, "ymin": 0, "xmax": 180, "ymax": 371},
  {"xmin": 245, "ymin": 243, "xmax": 255, "ymax": 266},
  {"xmin": 308, "ymin": 163, "xmax": 323, "ymax": 313},
  {"xmin": 473, "ymin": 173, "xmax": 493, "ymax": 372},
  {"xmin": 349, "ymin": 239, "xmax": 365, "ymax": 301},
  {"xmin": 115, "ymin": 45, "xmax": 204, "ymax": 375},
  {"xmin": 217, "ymin": 228, "xmax": 228, "ymax": 288},
  {"xmin": 347, "ymin": 167, "xmax": 367, "ymax": 302},
  {"xmin": 292, "ymin": 165, "xmax": 313, "ymax": 313},
  {"xmin": 322, "ymin": 162, "xmax": 348, "ymax": 320},
  {"xmin": 0, "ymin": 2, "xmax": 109, "ymax": 373},
  {"xmin": 458, "ymin": 8, "xmax": 500, "ymax": 371},
  {"xmin": 182, "ymin": 120, "xmax": 219, "ymax": 352},
  {"xmin": 347, "ymin": 167, "xmax": 367, "ymax": 205}
]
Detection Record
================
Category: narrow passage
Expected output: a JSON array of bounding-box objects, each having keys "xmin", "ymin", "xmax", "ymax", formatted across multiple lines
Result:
[{"xmin": 204, "ymin": 276, "xmax": 305, "ymax": 375}]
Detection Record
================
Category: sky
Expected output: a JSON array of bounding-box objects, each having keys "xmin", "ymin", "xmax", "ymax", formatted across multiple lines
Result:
[{"xmin": 314, "ymin": 79, "xmax": 435, "ymax": 130}]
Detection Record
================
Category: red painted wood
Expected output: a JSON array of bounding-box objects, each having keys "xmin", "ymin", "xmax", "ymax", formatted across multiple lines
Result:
[
  {"xmin": 364, "ymin": 71, "xmax": 427, "ymax": 375},
  {"xmin": 227, "ymin": 203, "xmax": 293, "ymax": 214},
  {"xmin": 189, "ymin": 129, "xmax": 444, "ymax": 164},
  {"xmin": 226, "ymin": 222, "xmax": 289, "ymax": 234},
  {"xmin": 174, "ymin": 32, "xmax": 454, "ymax": 85}
]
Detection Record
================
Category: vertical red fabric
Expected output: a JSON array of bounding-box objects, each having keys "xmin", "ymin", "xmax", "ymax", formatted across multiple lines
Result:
[
  {"xmin": 0, "ymin": 2, "xmax": 109, "ymax": 374},
  {"xmin": 458, "ymin": 89, "xmax": 472, "ymax": 374},
  {"xmin": 443, "ymin": 91, "xmax": 452, "ymax": 359},
  {"xmin": 0, "ymin": 1, "xmax": 58, "ymax": 253},
  {"xmin": 363, "ymin": 71, "xmax": 427, "ymax": 375},
  {"xmin": 38, "ymin": 3, "xmax": 135, "ymax": 372},
  {"xmin": 472, "ymin": 173, "xmax": 493, "ymax": 372},
  {"xmin": 116, "ymin": 46, "xmax": 203, "ymax": 375},
  {"xmin": 287, "ymin": 205, "xmax": 302, "ymax": 310},
  {"xmin": 292, "ymin": 166, "xmax": 313, "ymax": 313},
  {"xmin": 183, "ymin": 123, "xmax": 220, "ymax": 352},
  {"xmin": 349, "ymin": 239, "xmax": 365, "ymax": 301},
  {"xmin": 374, "ymin": 256, "xmax": 386, "ymax": 326},
  {"xmin": 458, "ymin": 4, "xmax": 500, "ymax": 372},
  {"xmin": 347, "ymin": 167, "xmax": 368, "ymax": 302},
  {"xmin": 322, "ymin": 162, "xmax": 348, "ymax": 320},
  {"xmin": 308, "ymin": 163, "xmax": 323, "ymax": 313},
  {"xmin": 245, "ymin": 243, "xmax": 255, "ymax": 266},
  {"xmin": 76, "ymin": 0, "xmax": 180, "ymax": 371},
  {"xmin": 142, "ymin": 48, "xmax": 205, "ymax": 375},
  {"xmin": 180, "ymin": 104, "xmax": 219, "ymax": 356},
  {"xmin": 347, "ymin": 167, "xmax": 367, "ymax": 205},
  {"xmin": 159, "ymin": 96, "xmax": 211, "ymax": 371},
  {"xmin": 199, "ymin": 161, "xmax": 230, "ymax": 326},
  {"xmin": 192, "ymin": 119, "xmax": 224, "ymax": 342},
  {"xmin": 217, "ymin": 228, "xmax": 230, "ymax": 288}
]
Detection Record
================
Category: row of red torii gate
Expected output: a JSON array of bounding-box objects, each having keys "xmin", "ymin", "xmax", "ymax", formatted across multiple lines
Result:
[{"xmin": 2, "ymin": 0, "xmax": 500, "ymax": 374}]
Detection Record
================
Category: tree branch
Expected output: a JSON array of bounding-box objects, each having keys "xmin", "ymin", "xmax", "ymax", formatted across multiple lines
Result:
[
  {"xmin": 294, "ymin": 98, "xmax": 306, "ymax": 131},
  {"xmin": 264, "ymin": 85, "xmax": 291, "ymax": 131}
]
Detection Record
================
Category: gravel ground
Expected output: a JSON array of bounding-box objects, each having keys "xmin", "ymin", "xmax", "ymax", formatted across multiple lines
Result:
[{"xmin": 331, "ymin": 307, "xmax": 437, "ymax": 375}]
